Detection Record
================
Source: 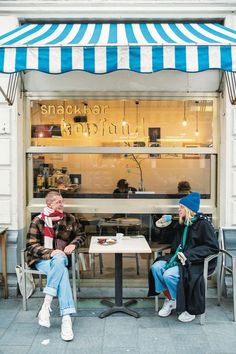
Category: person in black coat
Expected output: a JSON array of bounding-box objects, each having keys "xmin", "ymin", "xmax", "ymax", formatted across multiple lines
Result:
[
  {"xmin": 148, "ymin": 192, "xmax": 219, "ymax": 322},
  {"xmin": 113, "ymin": 179, "xmax": 137, "ymax": 197}
]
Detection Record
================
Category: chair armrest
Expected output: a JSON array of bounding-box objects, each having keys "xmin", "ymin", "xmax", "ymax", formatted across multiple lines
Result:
[
  {"xmin": 150, "ymin": 243, "xmax": 171, "ymax": 257},
  {"xmin": 203, "ymin": 252, "xmax": 222, "ymax": 279},
  {"xmin": 21, "ymin": 249, "xmax": 27, "ymax": 270},
  {"xmin": 204, "ymin": 252, "xmax": 221, "ymax": 264},
  {"xmin": 220, "ymin": 249, "xmax": 235, "ymax": 259}
]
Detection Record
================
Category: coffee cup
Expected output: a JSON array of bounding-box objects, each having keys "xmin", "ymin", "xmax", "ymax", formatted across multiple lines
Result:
[
  {"xmin": 116, "ymin": 232, "xmax": 124, "ymax": 241},
  {"xmin": 163, "ymin": 215, "xmax": 172, "ymax": 223}
]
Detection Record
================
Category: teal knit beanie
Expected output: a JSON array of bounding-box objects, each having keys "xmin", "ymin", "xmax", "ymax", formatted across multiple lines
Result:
[{"xmin": 179, "ymin": 192, "xmax": 200, "ymax": 213}]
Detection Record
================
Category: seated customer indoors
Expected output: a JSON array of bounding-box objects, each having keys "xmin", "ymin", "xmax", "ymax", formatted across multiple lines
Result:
[
  {"xmin": 113, "ymin": 179, "xmax": 137, "ymax": 196},
  {"xmin": 177, "ymin": 180, "xmax": 191, "ymax": 195},
  {"xmin": 148, "ymin": 192, "xmax": 219, "ymax": 322},
  {"xmin": 26, "ymin": 191, "xmax": 86, "ymax": 341}
]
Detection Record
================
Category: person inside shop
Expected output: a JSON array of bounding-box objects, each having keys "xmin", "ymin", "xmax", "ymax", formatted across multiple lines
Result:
[
  {"xmin": 113, "ymin": 179, "xmax": 137, "ymax": 196},
  {"xmin": 148, "ymin": 192, "xmax": 219, "ymax": 322},
  {"xmin": 177, "ymin": 180, "xmax": 192, "ymax": 195},
  {"xmin": 26, "ymin": 191, "xmax": 86, "ymax": 341}
]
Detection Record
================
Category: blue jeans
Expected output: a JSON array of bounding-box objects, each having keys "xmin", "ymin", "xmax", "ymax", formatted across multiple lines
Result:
[
  {"xmin": 150, "ymin": 260, "xmax": 180, "ymax": 300},
  {"xmin": 35, "ymin": 254, "xmax": 76, "ymax": 316}
]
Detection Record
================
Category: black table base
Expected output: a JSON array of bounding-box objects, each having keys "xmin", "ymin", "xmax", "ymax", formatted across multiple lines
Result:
[
  {"xmin": 99, "ymin": 253, "xmax": 140, "ymax": 319},
  {"xmin": 99, "ymin": 299, "xmax": 139, "ymax": 318}
]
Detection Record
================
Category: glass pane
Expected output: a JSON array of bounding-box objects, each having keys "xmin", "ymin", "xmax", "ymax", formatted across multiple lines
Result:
[
  {"xmin": 32, "ymin": 153, "xmax": 212, "ymax": 198},
  {"xmin": 30, "ymin": 99, "xmax": 213, "ymax": 148}
]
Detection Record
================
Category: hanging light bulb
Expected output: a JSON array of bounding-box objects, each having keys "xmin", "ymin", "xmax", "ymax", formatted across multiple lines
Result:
[
  {"xmin": 122, "ymin": 100, "xmax": 127, "ymax": 126},
  {"xmin": 195, "ymin": 101, "xmax": 199, "ymax": 136},
  {"xmin": 135, "ymin": 100, "xmax": 139, "ymax": 135},
  {"xmin": 182, "ymin": 101, "xmax": 187, "ymax": 127}
]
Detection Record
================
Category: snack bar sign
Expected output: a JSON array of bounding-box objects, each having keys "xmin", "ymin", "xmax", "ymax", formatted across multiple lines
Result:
[{"xmin": 40, "ymin": 104, "xmax": 110, "ymax": 116}]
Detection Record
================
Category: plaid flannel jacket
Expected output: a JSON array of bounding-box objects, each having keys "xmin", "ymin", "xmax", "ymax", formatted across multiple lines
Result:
[{"xmin": 26, "ymin": 213, "xmax": 86, "ymax": 266}]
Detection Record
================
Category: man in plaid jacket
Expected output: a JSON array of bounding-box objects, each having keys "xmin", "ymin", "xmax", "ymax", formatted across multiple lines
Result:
[{"xmin": 26, "ymin": 191, "xmax": 86, "ymax": 341}]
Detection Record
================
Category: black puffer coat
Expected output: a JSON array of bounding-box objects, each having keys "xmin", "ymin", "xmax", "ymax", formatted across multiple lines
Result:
[{"xmin": 148, "ymin": 214, "xmax": 219, "ymax": 315}]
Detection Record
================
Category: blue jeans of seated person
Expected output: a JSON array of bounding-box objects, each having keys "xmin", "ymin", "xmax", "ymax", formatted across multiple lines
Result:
[
  {"xmin": 35, "ymin": 254, "xmax": 76, "ymax": 316},
  {"xmin": 151, "ymin": 260, "xmax": 180, "ymax": 300}
]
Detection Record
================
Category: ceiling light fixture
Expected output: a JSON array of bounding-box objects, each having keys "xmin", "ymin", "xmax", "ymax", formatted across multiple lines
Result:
[
  {"xmin": 122, "ymin": 100, "xmax": 127, "ymax": 126},
  {"xmin": 182, "ymin": 101, "xmax": 187, "ymax": 127},
  {"xmin": 135, "ymin": 100, "xmax": 139, "ymax": 135},
  {"xmin": 195, "ymin": 101, "xmax": 199, "ymax": 136}
]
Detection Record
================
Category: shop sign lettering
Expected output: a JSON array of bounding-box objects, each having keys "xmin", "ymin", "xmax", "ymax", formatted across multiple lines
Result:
[{"xmin": 40, "ymin": 104, "xmax": 109, "ymax": 116}]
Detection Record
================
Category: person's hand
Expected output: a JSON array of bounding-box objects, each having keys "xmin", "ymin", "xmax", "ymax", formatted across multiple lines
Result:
[
  {"xmin": 51, "ymin": 249, "xmax": 65, "ymax": 257},
  {"xmin": 177, "ymin": 252, "xmax": 187, "ymax": 265},
  {"xmin": 64, "ymin": 244, "xmax": 76, "ymax": 255}
]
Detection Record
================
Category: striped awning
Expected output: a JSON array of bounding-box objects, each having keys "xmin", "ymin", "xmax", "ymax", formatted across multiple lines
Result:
[{"xmin": 0, "ymin": 23, "xmax": 236, "ymax": 74}]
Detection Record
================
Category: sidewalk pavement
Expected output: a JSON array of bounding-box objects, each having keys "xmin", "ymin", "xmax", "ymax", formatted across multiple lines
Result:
[{"xmin": 0, "ymin": 295, "xmax": 236, "ymax": 354}]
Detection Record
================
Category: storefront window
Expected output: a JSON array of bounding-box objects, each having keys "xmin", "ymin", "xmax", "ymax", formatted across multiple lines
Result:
[
  {"xmin": 32, "ymin": 153, "xmax": 212, "ymax": 199},
  {"xmin": 30, "ymin": 99, "xmax": 214, "ymax": 148}
]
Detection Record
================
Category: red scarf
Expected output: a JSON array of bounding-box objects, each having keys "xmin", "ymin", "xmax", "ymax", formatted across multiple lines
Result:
[{"xmin": 39, "ymin": 207, "xmax": 64, "ymax": 249}]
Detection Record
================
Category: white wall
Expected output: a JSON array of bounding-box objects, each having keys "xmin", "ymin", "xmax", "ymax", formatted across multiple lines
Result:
[
  {"xmin": 220, "ymin": 14, "xmax": 236, "ymax": 227},
  {"xmin": 0, "ymin": 1, "xmax": 235, "ymax": 20},
  {"xmin": 0, "ymin": 16, "xmax": 25, "ymax": 277},
  {"xmin": 0, "ymin": 16, "xmax": 19, "ymax": 230},
  {"xmin": 0, "ymin": 6, "xmax": 236, "ymax": 281}
]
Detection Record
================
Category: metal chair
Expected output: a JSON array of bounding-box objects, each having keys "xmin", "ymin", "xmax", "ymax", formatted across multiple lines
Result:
[
  {"xmin": 199, "ymin": 252, "xmax": 222, "ymax": 324},
  {"xmin": 21, "ymin": 249, "xmax": 78, "ymax": 311},
  {"xmin": 218, "ymin": 227, "xmax": 236, "ymax": 321},
  {"xmin": 151, "ymin": 243, "xmax": 171, "ymax": 312},
  {"xmin": 153, "ymin": 247, "xmax": 222, "ymax": 324}
]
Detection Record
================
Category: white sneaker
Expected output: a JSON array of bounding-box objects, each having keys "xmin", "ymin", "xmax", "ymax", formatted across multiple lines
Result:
[
  {"xmin": 158, "ymin": 299, "xmax": 176, "ymax": 317},
  {"xmin": 178, "ymin": 311, "xmax": 196, "ymax": 323},
  {"xmin": 61, "ymin": 316, "xmax": 74, "ymax": 341},
  {"xmin": 38, "ymin": 304, "xmax": 52, "ymax": 328}
]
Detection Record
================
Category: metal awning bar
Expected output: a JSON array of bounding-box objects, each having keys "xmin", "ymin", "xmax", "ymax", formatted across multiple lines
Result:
[
  {"xmin": 0, "ymin": 73, "xmax": 19, "ymax": 105},
  {"xmin": 225, "ymin": 72, "xmax": 236, "ymax": 105}
]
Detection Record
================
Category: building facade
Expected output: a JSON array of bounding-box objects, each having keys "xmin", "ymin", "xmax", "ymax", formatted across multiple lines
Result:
[{"xmin": 0, "ymin": 0, "xmax": 236, "ymax": 290}]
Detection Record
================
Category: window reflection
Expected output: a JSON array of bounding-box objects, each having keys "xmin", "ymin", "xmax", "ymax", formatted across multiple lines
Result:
[
  {"xmin": 30, "ymin": 99, "xmax": 213, "ymax": 148},
  {"xmin": 32, "ymin": 153, "xmax": 211, "ymax": 198}
]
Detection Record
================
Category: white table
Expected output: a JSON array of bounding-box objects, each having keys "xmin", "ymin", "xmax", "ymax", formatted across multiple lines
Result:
[{"xmin": 89, "ymin": 235, "xmax": 151, "ymax": 318}]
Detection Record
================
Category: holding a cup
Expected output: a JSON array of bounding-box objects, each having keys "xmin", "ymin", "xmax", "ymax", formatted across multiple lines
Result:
[{"xmin": 155, "ymin": 214, "xmax": 173, "ymax": 228}]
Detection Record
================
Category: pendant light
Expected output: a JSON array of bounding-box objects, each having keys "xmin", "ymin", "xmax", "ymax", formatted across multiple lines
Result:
[
  {"xmin": 195, "ymin": 101, "xmax": 199, "ymax": 136},
  {"xmin": 182, "ymin": 101, "xmax": 187, "ymax": 127},
  {"xmin": 135, "ymin": 100, "xmax": 139, "ymax": 135},
  {"xmin": 122, "ymin": 100, "xmax": 127, "ymax": 126}
]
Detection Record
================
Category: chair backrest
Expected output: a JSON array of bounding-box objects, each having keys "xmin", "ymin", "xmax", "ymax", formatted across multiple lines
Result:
[{"xmin": 221, "ymin": 227, "xmax": 236, "ymax": 252}]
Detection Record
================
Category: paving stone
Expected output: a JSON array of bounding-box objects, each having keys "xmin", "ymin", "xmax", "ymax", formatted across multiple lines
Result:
[
  {"xmin": 65, "ymin": 348, "xmax": 102, "ymax": 354},
  {"xmin": 103, "ymin": 349, "xmax": 138, "ymax": 354},
  {"xmin": 0, "ymin": 322, "xmax": 39, "ymax": 346},
  {"xmin": 137, "ymin": 327, "xmax": 176, "ymax": 353},
  {"xmin": 0, "ymin": 309, "xmax": 18, "ymax": 329},
  {"xmin": 1, "ymin": 297, "xmax": 236, "ymax": 354},
  {"xmin": 103, "ymin": 333, "xmax": 138, "ymax": 349},
  {"xmin": 0, "ymin": 346, "xmax": 30, "ymax": 354}
]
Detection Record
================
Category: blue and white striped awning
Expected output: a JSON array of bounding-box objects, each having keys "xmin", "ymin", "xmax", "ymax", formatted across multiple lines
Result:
[{"xmin": 0, "ymin": 23, "xmax": 236, "ymax": 74}]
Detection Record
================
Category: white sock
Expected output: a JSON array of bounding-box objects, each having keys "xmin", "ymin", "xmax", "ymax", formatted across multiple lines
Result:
[
  {"xmin": 43, "ymin": 294, "xmax": 53, "ymax": 308},
  {"xmin": 62, "ymin": 314, "xmax": 71, "ymax": 322}
]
